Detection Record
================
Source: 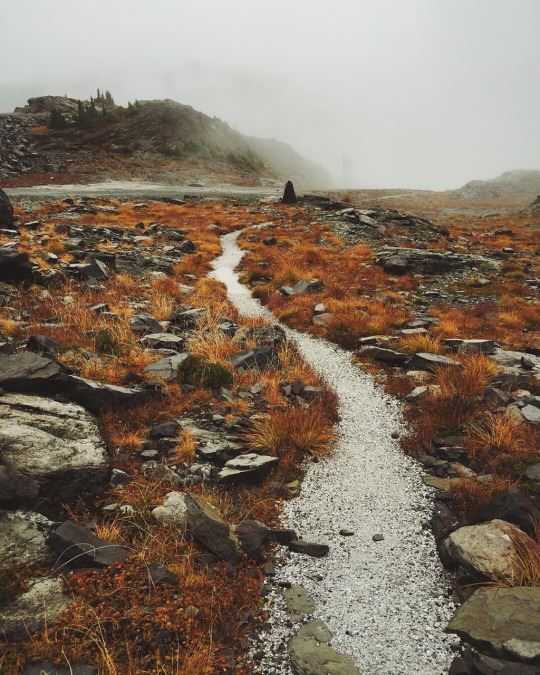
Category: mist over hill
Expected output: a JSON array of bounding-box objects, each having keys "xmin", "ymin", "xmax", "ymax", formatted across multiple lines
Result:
[
  {"xmin": 454, "ymin": 169, "xmax": 540, "ymax": 202},
  {"xmin": 0, "ymin": 95, "xmax": 331, "ymax": 187}
]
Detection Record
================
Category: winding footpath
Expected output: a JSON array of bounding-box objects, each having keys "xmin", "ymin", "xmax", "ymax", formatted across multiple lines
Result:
[{"xmin": 211, "ymin": 231, "xmax": 456, "ymax": 674}]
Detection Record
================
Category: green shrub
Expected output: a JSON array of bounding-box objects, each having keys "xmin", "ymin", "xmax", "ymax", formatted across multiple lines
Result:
[
  {"xmin": 177, "ymin": 355, "xmax": 233, "ymax": 389},
  {"xmin": 95, "ymin": 329, "xmax": 121, "ymax": 356}
]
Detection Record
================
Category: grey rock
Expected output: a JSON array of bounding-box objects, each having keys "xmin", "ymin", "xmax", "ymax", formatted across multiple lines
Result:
[
  {"xmin": 407, "ymin": 352, "xmax": 461, "ymax": 372},
  {"xmin": 524, "ymin": 463, "xmax": 540, "ymax": 482},
  {"xmin": 443, "ymin": 519, "xmax": 525, "ymax": 580},
  {"xmin": 149, "ymin": 421, "xmax": 179, "ymax": 438},
  {"xmin": 358, "ymin": 346, "xmax": 408, "ymax": 365},
  {"xmin": 170, "ymin": 306, "xmax": 207, "ymax": 328},
  {"xmin": 376, "ymin": 247, "xmax": 499, "ymax": 275},
  {"xmin": 521, "ymin": 404, "xmax": 540, "ymax": 424},
  {"xmin": 446, "ymin": 586, "xmax": 540, "ymax": 657},
  {"xmin": 289, "ymin": 620, "xmax": 360, "ymax": 675},
  {"xmin": 0, "ymin": 351, "xmax": 63, "ymax": 391},
  {"xmin": 282, "ymin": 585, "xmax": 316, "ymax": 622},
  {"xmin": 130, "ymin": 313, "xmax": 162, "ymax": 335},
  {"xmin": 0, "ymin": 510, "xmax": 54, "ymax": 567},
  {"xmin": 282, "ymin": 180, "xmax": 297, "ymax": 204},
  {"xmin": 0, "ymin": 393, "xmax": 109, "ymax": 503},
  {"xmin": 218, "ymin": 453, "xmax": 278, "ymax": 483},
  {"xmin": 144, "ymin": 353, "xmax": 189, "ymax": 381},
  {"xmin": 152, "ymin": 491, "xmax": 188, "ymax": 527},
  {"xmin": 231, "ymin": 346, "xmax": 280, "ymax": 371},
  {"xmin": 0, "ymin": 577, "xmax": 70, "ymax": 642},
  {"xmin": 147, "ymin": 562, "xmax": 178, "ymax": 586},
  {"xmin": 289, "ymin": 539, "xmax": 329, "ymax": 557},
  {"xmin": 280, "ymin": 279, "xmax": 324, "ymax": 297},
  {"xmin": 140, "ymin": 332, "xmax": 185, "ymax": 351},
  {"xmin": 63, "ymin": 375, "xmax": 155, "ymax": 413},
  {"xmin": 184, "ymin": 493, "xmax": 240, "ymax": 562},
  {"xmin": 49, "ymin": 520, "xmax": 129, "ymax": 568},
  {"xmin": 442, "ymin": 339, "xmax": 497, "ymax": 354},
  {"xmin": 26, "ymin": 334, "xmax": 59, "ymax": 358}
]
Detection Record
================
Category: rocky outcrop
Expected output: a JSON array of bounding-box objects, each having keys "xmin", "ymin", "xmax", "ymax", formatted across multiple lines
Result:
[
  {"xmin": 477, "ymin": 489, "xmax": 540, "ymax": 536},
  {"xmin": 376, "ymin": 247, "xmax": 499, "ymax": 275},
  {"xmin": 0, "ymin": 510, "xmax": 54, "ymax": 567},
  {"xmin": 282, "ymin": 180, "xmax": 297, "ymax": 204},
  {"xmin": 0, "ymin": 393, "xmax": 110, "ymax": 504}
]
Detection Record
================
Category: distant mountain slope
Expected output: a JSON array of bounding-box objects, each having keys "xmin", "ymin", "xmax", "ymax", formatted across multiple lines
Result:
[
  {"xmin": 0, "ymin": 95, "xmax": 330, "ymax": 187},
  {"xmin": 454, "ymin": 169, "xmax": 540, "ymax": 202}
]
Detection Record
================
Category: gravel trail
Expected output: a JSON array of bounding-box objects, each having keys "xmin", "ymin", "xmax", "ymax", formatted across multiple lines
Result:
[{"xmin": 211, "ymin": 230, "xmax": 456, "ymax": 674}]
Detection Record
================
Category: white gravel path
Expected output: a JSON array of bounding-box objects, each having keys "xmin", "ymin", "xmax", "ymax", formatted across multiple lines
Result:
[{"xmin": 211, "ymin": 231, "xmax": 457, "ymax": 674}]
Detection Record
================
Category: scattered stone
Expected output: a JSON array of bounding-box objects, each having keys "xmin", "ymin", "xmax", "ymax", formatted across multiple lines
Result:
[
  {"xmin": 147, "ymin": 562, "xmax": 178, "ymax": 586},
  {"xmin": 407, "ymin": 352, "xmax": 461, "ymax": 372},
  {"xmin": 442, "ymin": 338, "xmax": 497, "ymax": 354},
  {"xmin": 144, "ymin": 353, "xmax": 189, "ymax": 381},
  {"xmin": 140, "ymin": 332, "xmax": 185, "ymax": 351},
  {"xmin": 49, "ymin": 520, "xmax": 129, "ymax": 568},
  {"xmin": 63, "ymin": 375, "xmax": 155, "ymax": 413},
  {"xmin": 280, "ymin": 279, "xmax": 324, "ymax": 297},
  {"xmin": 152, "ymin": 491, "xmax": 188, "ymax": 527},
  {"xmin": 358, "ymin": 346, "xmax": 408, "ymax": 365},
  {"xmin": 372, "ymin": 533, "xmax": 384, "ymax": 542},
  {"xmin": 524, "ymin": 463, "xmax": 540, "ymax": 482},
  {"xmin": 231, "ymin": 346, "xmax": 279, "ymax": 371},
  {"xmin": 131, "ymin": 313, "xmax": 163, "ymax": 335},
  {"xmin": 184, "ymin": 493, "xmax": 240, "ymax": 562},
  {"xmin": 282, "ymin": 585, "xmax": 316, "ymax": 622},
  {"xmin": 289, "ymin": 540, "xmax": 329, "ymax": 558},
  {"xmin": 218, "ymin": 453, "xmax": 278, "ymax": 483},
  {"xmin": 521, "ymin": 404, "xmax": 540, "ymax": 424},
  {"xmin": 288, "ymin": 620, "xmax": 360, "ymax": 675},
  {"xmin": 376, "ymin": 247, "xmax": 499, "ymax": 275},
  {"xmin": 169, "ymin": 306, "xmax": 207, "ymax": 328},
  {"xmin": 340, "ymin": 529, "xmax": 354, "ymax": 536}
]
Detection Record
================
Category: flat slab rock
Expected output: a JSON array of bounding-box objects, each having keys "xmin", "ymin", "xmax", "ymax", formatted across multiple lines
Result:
[
  {"xmin": 49, "ymin": 520, "xmax": 130, "ymax": 568},
  {"xmin": 0, "ymin": 577, "xmax": 70, "ymax": 642},
  {"xmin": 376, "ymin": 247, "xmax": 499, "ymax": 274},
  {"xmin": 446, "ymin": 586, "xmax": 540, "ymax": 657},
  {"xmin": 289, "ymin": 620, "xmax": 360, "ymax": 675},
  {"xmin": 0, "ymin": 393, "xmax": 110, "ymax": 504},
  {"xmin": 218, "ymin": 453, "xmax": 278, "ymax": 482}
]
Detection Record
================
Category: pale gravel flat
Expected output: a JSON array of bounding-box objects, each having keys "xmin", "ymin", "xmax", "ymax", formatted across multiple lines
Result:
[{"xmin": 211, "ymin": 231, "xmax": 457, "ymax": 674}]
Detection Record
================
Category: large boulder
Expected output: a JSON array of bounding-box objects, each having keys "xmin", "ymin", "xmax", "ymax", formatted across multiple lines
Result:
[
  {"xmin": 0, "ymin": 577, "xmax": 70, "ymax": 642},
  {"xmin": 0, "ymin": 188, "xmax": 14, "ymax": 227},
  {"xmin": 0, "ymin": 251, "xmax": 35, "ymax": 284},
  {"xmin": 288, "ymin": 620, "xmax": 360, "ymax": 675},
  {"xmin": 0, "ymin": 393, "xmax": 110, "ymax": 504},
  {"xmin": 477, "ymin": 489, "xmax": 540, "ymax": 536},
  {"xmin": 446, "ymin": 586, "xmax": 540, "ymax": 658},
  {"xmin": 443, "ymin": 519, "xmax": 526, "ymax": 580}
]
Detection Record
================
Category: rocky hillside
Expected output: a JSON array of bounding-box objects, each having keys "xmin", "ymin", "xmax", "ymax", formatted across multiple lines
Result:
[
  {"xmin": 454, "ymin": 169, "xmax": 540, "ymax": 202},
  {"xmin": 0, "ymin": 95, "xmax": 331, "ymax": 188}
]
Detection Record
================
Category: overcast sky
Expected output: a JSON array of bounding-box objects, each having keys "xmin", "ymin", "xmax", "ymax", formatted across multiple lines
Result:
[{"xmin": 2, "ymin": 0, "xmax": 539, "ymax": 189}]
